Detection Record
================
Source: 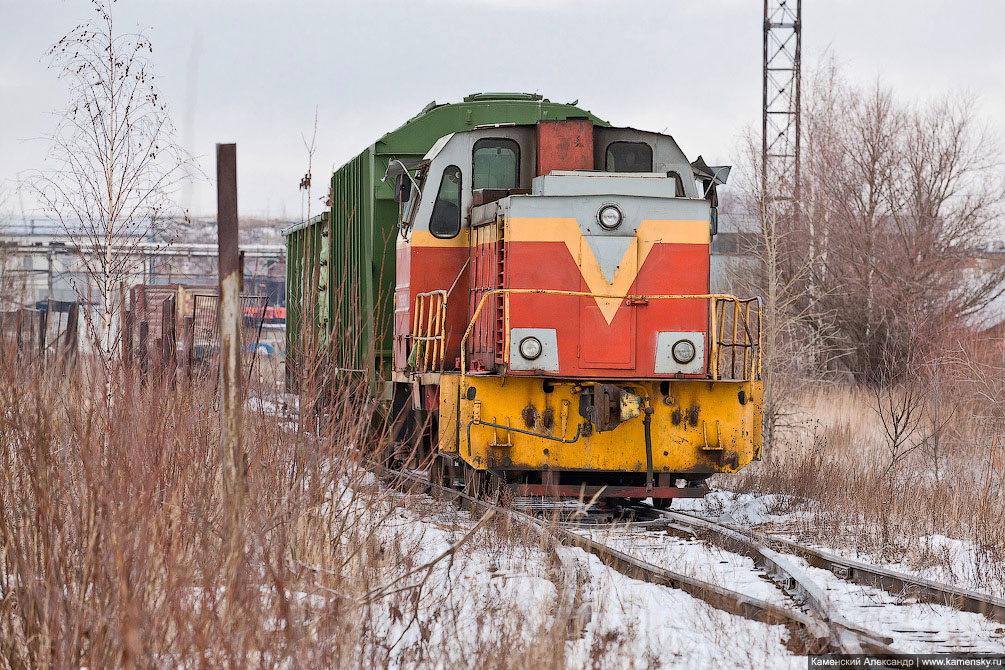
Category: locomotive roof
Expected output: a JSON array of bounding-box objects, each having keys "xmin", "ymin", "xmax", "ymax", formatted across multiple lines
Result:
[{"xmin": 369, "ymin": 93, "xmax": 610, "ymax": 156}]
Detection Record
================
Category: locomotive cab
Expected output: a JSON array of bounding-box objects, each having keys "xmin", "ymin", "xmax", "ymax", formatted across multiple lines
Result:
[{"xmin": 390, "ymin": 117, "xmax": 762, "ymax": 503}]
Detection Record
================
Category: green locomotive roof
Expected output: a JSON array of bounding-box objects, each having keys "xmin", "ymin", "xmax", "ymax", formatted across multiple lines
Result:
[
  {"xmin": 283, "ymin": 93, "xmax": 609, "ymax": 236},
  {"xmin": 371, "ymin": 93, "xmax": 609, "ymax": 156}
]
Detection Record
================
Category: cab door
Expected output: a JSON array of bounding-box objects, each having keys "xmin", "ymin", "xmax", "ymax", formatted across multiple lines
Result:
[{"xmin": 578, "ymin": 236, "xmax": 637, "ymax": 369}]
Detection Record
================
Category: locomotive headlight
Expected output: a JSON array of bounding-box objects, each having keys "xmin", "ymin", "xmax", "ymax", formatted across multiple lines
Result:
[
  {"xmin": 671, "ymin": 339, "xmax": 696, "ymax": 364},
  {"xmin": 597, "ymin": 204, "xmax": 623, "ymax": 230},
  {"xmin": 519, "ymin": 336, "xmax": 543, "ymax": 361}
]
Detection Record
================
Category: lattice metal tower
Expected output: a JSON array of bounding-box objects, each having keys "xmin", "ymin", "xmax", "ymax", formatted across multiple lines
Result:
[{"xmin": 762, "ymin": 0, "xmax": 802, "ymax": 205}]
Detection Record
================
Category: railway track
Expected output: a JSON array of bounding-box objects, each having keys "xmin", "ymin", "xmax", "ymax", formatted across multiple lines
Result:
[
  {"xmin": 375, "ymin": 462, "xmax": 1005, "ymax": 655},
  {"xmin": 574, "ymin": 502, "xmax": 1005, "ymax": 655},
  {"xmin": 668, "ymin": 508, "xmax": 1005, "ymax": 623},
  {"xmin": 378, "ymin": 465, "xmax": 900, "ymax": 656}
]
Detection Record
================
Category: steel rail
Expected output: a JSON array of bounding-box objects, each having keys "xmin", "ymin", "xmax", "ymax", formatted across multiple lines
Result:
[
  {"xmin": 668, "ymin": 508, "xmax": 1005, "ymax": 624},
  {"xmin": 373, "ymin": 464, "xmax": 899, "ymax": 655},
  {"xmin": 644, "ymin": 508, "xmax": 898, "ymax": 655}
]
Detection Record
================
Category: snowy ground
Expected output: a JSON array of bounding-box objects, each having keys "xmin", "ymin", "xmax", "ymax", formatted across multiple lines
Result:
[
  {"xmin": 677, "ymin": 490, "xmax": 1005, "ymax": 599},
  {"xmin": 570, "ymin": 502, "xmax": 1005, "ymax": 655},
  {"xmin": 792, "ymin": 556, "xmax": 1005, "ymax": 654},
  {"xmin": 388, "ymin": 494, "xmax": 804, "ymax": 669}
]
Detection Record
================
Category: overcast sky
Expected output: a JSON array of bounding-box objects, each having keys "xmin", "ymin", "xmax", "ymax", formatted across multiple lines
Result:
[{"xmin": 2, "ymin": 0, "xmax": 1003, "ymax": 220}]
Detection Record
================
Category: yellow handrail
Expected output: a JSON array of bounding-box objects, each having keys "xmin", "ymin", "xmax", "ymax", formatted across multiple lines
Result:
[
  {"xmin": 411, "ymin": 290, "xmax": 448, "ymax": 373},
  {"xmin": 459, "ymin": 289, "xmax": 762, "ymax": 382}
]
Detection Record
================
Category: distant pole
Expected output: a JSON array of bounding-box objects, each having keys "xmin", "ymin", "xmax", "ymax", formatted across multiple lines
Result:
[
  {"xmin": 762, "ymin": 0, "xmax": 802, "ymax": 207},
  {"xmin": 216, "ymin": 142, "xmax": 245, "ymax": 600}
]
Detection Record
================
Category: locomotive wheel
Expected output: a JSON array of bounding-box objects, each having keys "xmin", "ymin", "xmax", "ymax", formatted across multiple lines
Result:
[{"xmin": 652, "ymin": 497, "xmax": 673, "ymax": 511}]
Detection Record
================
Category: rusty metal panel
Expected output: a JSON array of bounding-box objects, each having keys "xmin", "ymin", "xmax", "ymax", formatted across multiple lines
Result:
[
  {"xmin": 468, "ymin": 218, "xmax": 503, "ymax": 372},
  {"xmin": 536, "ymin": 120, "xmax": 594, "ymax": 177},
  {"xmin": 191, "ymin": 294, "xmax": 269, "ymax": 384}
]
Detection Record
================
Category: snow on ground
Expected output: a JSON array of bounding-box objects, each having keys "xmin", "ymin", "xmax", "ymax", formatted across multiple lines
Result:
[
  {"xmin": 573, "ymin": 522, "xmax": 792, "ymax": 607},
  {"xmin": 674, "ymin": 490, "xmax": 802, "ymax": 527},
  {"xmin": 563, "ymin": 547, "xmax": 803, "ymax": 670},
  {"xmin": 782, "ymin": 531, "xmax": 1005, "ymax": 600},
  {"xmin": 389, "ymin": 494, "xmax": 803, "ymax": 669},
  {"xmin": 677, "ymin": 490, "xmax": 1005, "ymax": 612},
  {"xmin": 791, "ymin": 555, "xmax": 1005, "ymax": 654},
  {"xmin": 599, "ymin": 492, "xmax": 1005, "ymax": 654}
]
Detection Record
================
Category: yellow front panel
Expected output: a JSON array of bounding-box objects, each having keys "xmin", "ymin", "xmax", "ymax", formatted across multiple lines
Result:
[{"xmin": 437, "ymin": 375, "xmax": 762, "ymax": 475}]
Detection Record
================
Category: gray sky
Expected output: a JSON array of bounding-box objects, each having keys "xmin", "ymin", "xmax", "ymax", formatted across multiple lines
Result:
[{"xmin": 2, "ymin": 0, "xmax": 1003, "ymax": 220}]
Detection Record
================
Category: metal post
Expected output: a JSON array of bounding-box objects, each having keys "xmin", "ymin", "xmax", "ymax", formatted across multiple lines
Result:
[
  {"xmin": 216, "ymin": 142, "xmax": 245, "ymax": 599},
  {"xmin": 154, "ymin": 337, "xmax": 163, "ymax": 373},
  {"xmin": 123, "ymin": 309, "xmax": 134, "ymax": 369},
  {"xmin": 37, "ymin": 307, "xmax": 48, "ymax": 361},
  {"xmin": 138, "ymin": 321, "xmax": 149, "ymax": 377},
  {"xmin": 16, "ymin": 309, "xmax": 24, "ymax": 360},
  {"xmin": 63, "ymin": 302, "xmax": 78, "ymax": 369},
  {"xmin": 161, "ymin": 296, "xmax": 176, "ymax": 382},
  {"xmin": 182, "ymin": 315, "xmax": 194, "ymax": 381}
]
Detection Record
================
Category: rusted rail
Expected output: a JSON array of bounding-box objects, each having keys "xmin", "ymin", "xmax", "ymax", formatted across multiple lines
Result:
[
  {"xmin": 668, "ymin": 508, "xmax": 1005, "ymax": 625},
  {"xmin": 643, "ymin": 508, "xmax": 897, "ymax": 655}
]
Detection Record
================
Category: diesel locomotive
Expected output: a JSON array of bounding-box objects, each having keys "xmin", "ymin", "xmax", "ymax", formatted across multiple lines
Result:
[{"xmin": 284, "ymin": 93, "xmax": 763, "ymax": 505}]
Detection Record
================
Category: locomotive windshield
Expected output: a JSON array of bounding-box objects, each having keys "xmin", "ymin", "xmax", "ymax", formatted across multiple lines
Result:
[
  {"xmin": 605, "ymin": 141, "xmax": 653, "ymax": 172},
  {"xmin": 473, "ymin": 138, "xmax": 520, "ymax": 189}
]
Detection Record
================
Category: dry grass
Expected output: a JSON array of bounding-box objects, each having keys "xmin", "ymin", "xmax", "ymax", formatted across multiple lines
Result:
[
  {"xmin": 0, "ymin": 355, "xmax": 608, "ymax": 669},
  {"xmin": 724, "ymin": 364, "xmax": 1005, "ymax": 591}
]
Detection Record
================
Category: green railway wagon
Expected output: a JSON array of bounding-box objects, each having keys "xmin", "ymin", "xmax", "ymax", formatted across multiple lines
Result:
[{"xmin": 283, "ymin": 93, "xmax": 607, "ymax": 392}]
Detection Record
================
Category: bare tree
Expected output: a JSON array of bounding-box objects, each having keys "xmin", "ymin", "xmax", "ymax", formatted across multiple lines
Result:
[
  {"xmin": 798, "ymin": 66, "xmax": 1005, "ymax": 380},
  {"xmin": 871, "ymin": 346, "xmax": 927, "ymax": 476},
  {"xmin": 26, "ymin": 0, "xmax": 195, "ymax": 377},
  {"xmin": 729, "ymin": 131, "xmax": 838, "ymax": 453}
]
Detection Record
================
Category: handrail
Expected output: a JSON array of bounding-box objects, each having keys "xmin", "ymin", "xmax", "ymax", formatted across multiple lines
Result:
[
  {"xmin": 459, "ymin": 289, "xmax": 761, "ymax": 382},
  {"xmin": 410, "ymin": 290, "xmax": 448, "ymax": 374}
]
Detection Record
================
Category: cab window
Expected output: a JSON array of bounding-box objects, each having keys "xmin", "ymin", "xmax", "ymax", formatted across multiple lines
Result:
[
  {"xmin": 605, "ymin": 142, "xmax": 653, "ymax": 172},
  {"xmin": 473, "ymin": 138, "xmax": 520, "ymax": 189},
  {"xmin": 430, "ymin": 165, "xmax": 462, "ymax": 238}
]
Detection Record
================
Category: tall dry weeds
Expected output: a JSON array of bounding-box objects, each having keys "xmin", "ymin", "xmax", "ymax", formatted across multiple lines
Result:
[{"xmin": 0, "ymin": 346, "xmax": 607, "ymax": 668}]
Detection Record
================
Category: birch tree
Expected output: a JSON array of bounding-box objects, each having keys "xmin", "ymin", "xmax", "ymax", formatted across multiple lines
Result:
[{"xmin": 27, "ymin": 0, "xmax": 194, "ymax": 377}]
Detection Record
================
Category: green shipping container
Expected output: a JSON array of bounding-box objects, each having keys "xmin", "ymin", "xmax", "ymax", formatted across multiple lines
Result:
[{"xmin": 283, "ymin": 93, "xmax": 607, "ymax": 392}]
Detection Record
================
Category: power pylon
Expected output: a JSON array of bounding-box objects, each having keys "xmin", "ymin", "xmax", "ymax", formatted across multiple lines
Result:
[{"xmin": 762, "ymin": 0, "xmax": 801, "ymax": 206}]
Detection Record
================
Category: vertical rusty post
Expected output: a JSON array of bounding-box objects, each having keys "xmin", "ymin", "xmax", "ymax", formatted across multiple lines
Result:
[
  {"xmin": 22, "ymin": 309, "xmax": 35, "ymax": 364},
  {"xmin": 161, "ymin": 296, "xmax": 176, "ymax": 383},
  {"xmin": 123, "ymin": 309, "xmax": 134, "ymax": 369},
  {"xmin": 182, "ymin": 315, "xmax": 194, "ymax": 381},
  {"xmin": 216, "ymin": 142, "xmax": 245, "ymax": 601},
  {"xmin": 37, "ymin": 307, "xmax": 48, "ymax": 361},
  {"xmin": 154, "ymin": 337, "xmax": 163, "ymax": 373},
  {"xmin": 15, "ymin": 309, "xmax": 24, "ymax": 362},
  {"xmin": 63, "ymin": 302, "xmax": 78, "ymax": 370},
  {"xmin": 138, "ymin": 321, "xmax": 149, "ymax": 378}
]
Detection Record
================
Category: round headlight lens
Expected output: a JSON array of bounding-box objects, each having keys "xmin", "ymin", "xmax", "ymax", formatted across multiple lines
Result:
[
  {"xmin": 519, "ymin": 336, "xmax": 543, "ymax": 361},
  {"xmin": 672, "ymin": 339, "xmax": 696, "ymax": 364},
  {"xmin": 598, "ymin": 204, "xmax": 623, "ymax": 230}
]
